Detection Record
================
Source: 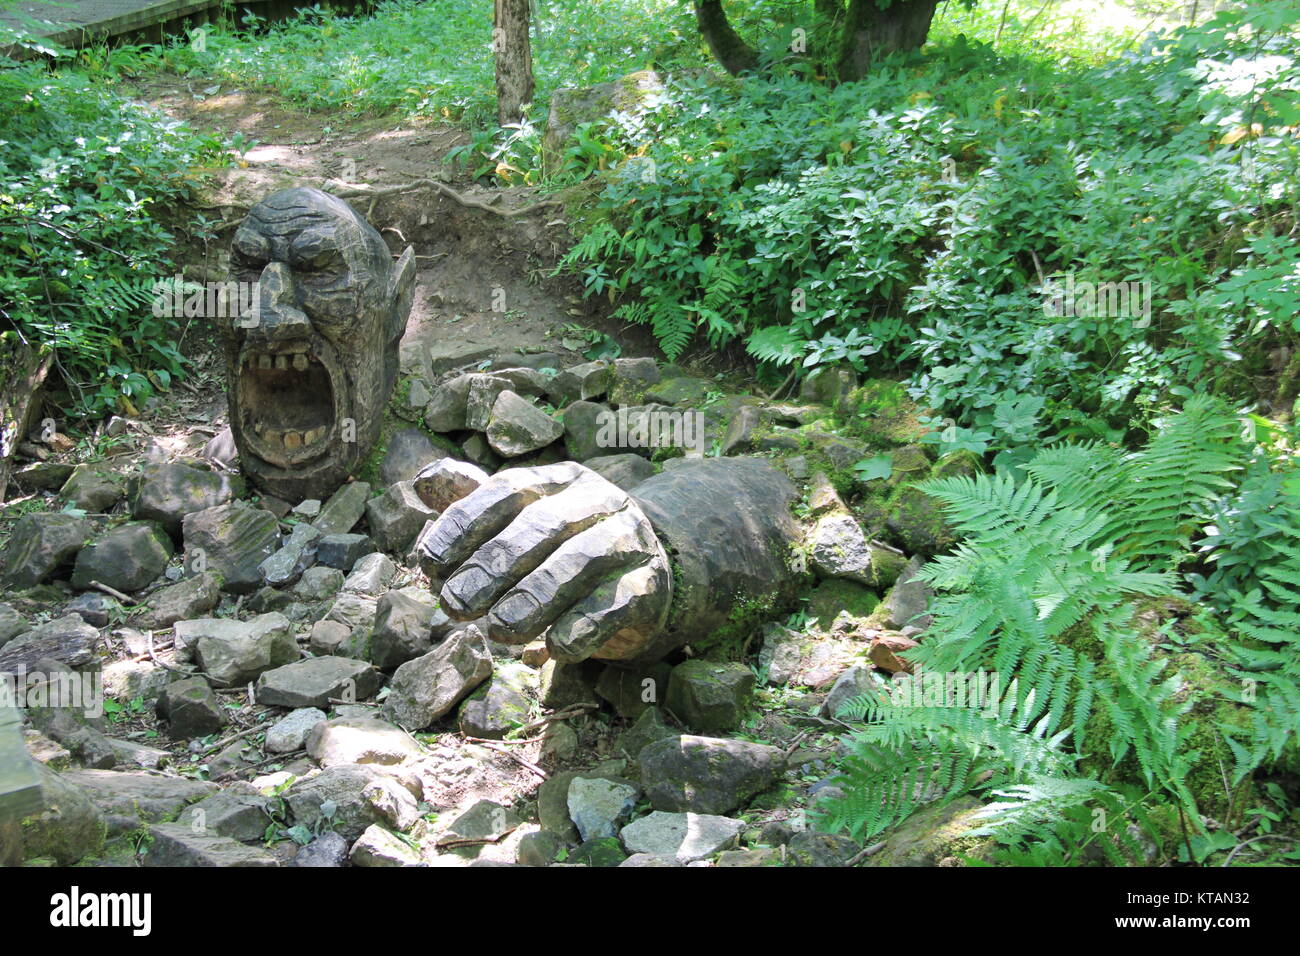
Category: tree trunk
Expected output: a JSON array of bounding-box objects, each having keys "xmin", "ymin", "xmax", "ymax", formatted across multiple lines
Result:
[
  {"xmin": 836, "ymin": 0, "xmax": 939, "ymax": 80},
  {"xmin": 694, "ymin": 0, "xmax": 759, "ymax": 75},
  {"xmin": 494, "ymin": 0, "xmax": 534, "ymax": 125}
]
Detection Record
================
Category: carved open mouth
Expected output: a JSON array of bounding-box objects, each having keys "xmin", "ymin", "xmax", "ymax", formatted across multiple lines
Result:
[{"xmin": 236, "ymin": 341, "xmax": 342, "ymax": 468}]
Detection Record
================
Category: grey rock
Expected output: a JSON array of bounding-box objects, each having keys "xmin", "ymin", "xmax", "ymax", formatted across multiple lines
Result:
[
  {"xmin": 369, "ymin": 588, "xmax": 441, "ymax": 669},
  {"xmin": 758, "ymin": 622, "xmax": 803, "ymax": 686},
  {"xmin": 62, "ymin": 591, "xmax": 118, "ymax": 628},
  {"xmin": 340, "ymin": 552, "xmax": 396, "ymax": 595},
  {"xmin": 486, "ymin": 390, "xmax": 564, "ymax": 458},
  {"xmin": 383, "ymin": 625, "xmax": 493, "ymax": 730},
  {"xmin": 176, "ymin": 787, "xmax": 273, "ymax": 842},
  {"xmin": 284, "ymin": 764, "xmax": 419, "ymax": 841},
  {"xmin": 456, "ymin": 660, "xmax": 535, "ymax": 739},
  {"xmin": 308, "ymin": 620, "xmax": 350, "ymax": 656},
  {"xmin": 63, "ymin": 769, "xmax": 216, "ymax": 836},
  {"xmin": 256, "ymin": 657, "xmax": 382, "ymax": 709},
  {"xmin": 423, "ymin": 373, "xmax": 475, "ymax": 432},
  {"xmin": 71, "ymin": 521, "xmax": 172, "ymax": 593},
  {"xmin": 291, "ymin": 831, "xmax": 350, "ymax": 867},
  {"xmin": 595, "ymin": 661, "xmax": 672, "ymax": 720},
  {"xmin": 19, "ymin": 762, "xmax": 105, "ymax": 864},
  {"xmin": 568, "ymin": 776, "xmax": 639, "ymax": 841},
  {"xmin": 144, "ymin": 823, "xmax": 278, "ymax": 866},
  {"xmin": 438, "ymin": 798, "xmax": 520, "ymax": 846},
  {"xmin": 182, "ymin": 500, "xmax": 281, "ymax": 594},
  {"xmin": 156, "ymin": 676, "xmax": 227, "ymax": 739},
  {"xmin": 326, "ymin": 591, "xmax": 381, "ymax": 628},
  {"xmin": 179, "ymin": 613, "xmax": 298, "ymax": 688},
  {"xmin": 380, "ymin": 427, "xmax": 440, "ymax": 486},
  {"xmin": 0, "ymin": 603, "xmax": 28, "ymax": 647},
  {"xmin": 13, "ymin": 460, "xmax": 74, "ymax": 492},
  {"xmin": 608, "ymin": 356, "xmax": 661, "ymax": 405},
  {"xmin": 619, "ymin": 811, "xmax": 744, "ymax": 863},
  {"xmin": 292, "ymin": 565, "xmax": 345, "ymax": 602},
  {"xmin": 258, "ymin": 520, "xmax": 323, "ymax": 587},
  {"xmin": 787, "ymin": 830, "xmax": 860, "ymax": 867},
  {"xmin": 640, "ymin": 735, "xmax": 786, "ymax": 815},
  {"xmin": 538, "ymin": 659, "xmax": 600, "ymax": 710},
  {"xmin": 664, "ymin": 660, "xmax": 755, "ymax": 733},
  {"xmin": 365, "ymin": 480, "xmax": 435, "ymax": 553},
  {"xmin": 582, "ymin": 453, "xmax": 656, "ymax": 492},
  {"xmin": 315, "ymin": 533, "xmax": 375, "ymax": 571},
  {"xmin": 809, "ymin": 512, "xmax": 875, "ymax": 584},
  {"xmin": 61, "ymin": 464, "xmax": 126, "ymax": 512},
  {"xmin": 0, "ymin": 614, "xmax": 99, "ymax": 672},
  {"xmin": 351, "ymin": 824, "xmax": 423, "ymax": 866},
  {"xmin": 130, "ymin": 462, "xmax": 236, "ymax": 538},
  {"xmin": 882, "ymin": 556, "xmax": 934, "ymax": 631},
  {"xmin": 646, "ymin": 375, "xmax": 710, "ymax": 406},
  {"xmin": 516, "ymin": 828, "xmax": 567, "ymax": 866},
  {"xmin": 306, "ymin": 716, "xmax": 424, "ymax": 768},
  {"xmin": 0, "ymin": 512, "xmax": 92, "ymax": 589},
  {"xmin": 311, "ymin": 481, "xmax": 371, "ymax": 536},
  {"xmin": 292, "ymin": 499, "xmax": 322, "ymax": 518},
  {"xmin": 412, "ymin": 457, "xmax": 488, "ymax": 512},
  {"xmin": 264, "ymin": 707, "xmax": 327, "ymax": 754},
  {"xmin": 133, "ymin": 571, "xmax": 222, "ymax": 629},
  {"xmin": 820, "ymin": 664, "xmax": 879, "ymax": 720},
  {"xmin": 548, "ymin": 360, "xmax": 611, "ymax": 406},
  {"xmin": 618, "ymin": 707, "xmax": 677, "ymax": 764}
]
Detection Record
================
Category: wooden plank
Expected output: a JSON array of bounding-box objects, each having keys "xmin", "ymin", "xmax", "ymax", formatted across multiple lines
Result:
[{"xmin": 0, "ymin": 705, "xmax": 43, "ymax": 823}]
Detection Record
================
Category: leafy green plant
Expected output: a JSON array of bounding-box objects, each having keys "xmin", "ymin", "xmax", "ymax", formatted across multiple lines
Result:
[
  {"xmin": 816, "ymin": 396, "xmax": 1296, "ymax": 860},
  {"xmin": 1, "ymin": 52, "xmax": 227, "ymax": 415}
]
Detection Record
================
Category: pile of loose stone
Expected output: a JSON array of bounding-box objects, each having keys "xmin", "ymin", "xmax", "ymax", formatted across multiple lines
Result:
[{"xmin": 1, "ymin": 354, "xmax": 983, "ymax": 868}]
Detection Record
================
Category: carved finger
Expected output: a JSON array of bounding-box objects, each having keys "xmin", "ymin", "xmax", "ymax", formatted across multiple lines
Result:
[
  {"xmin": 545, "ymin": 560, "xmax": 672, "ymax": 664},
  {"xmin": 440, "ymin": 475, "xmax": 630, "ymax": 619},
  {"xmin": 483, "ymin": 507, "xmax": 658, "ymax": 644},
  {"xmin": 414, "ymin": 462, "xmax": 585, "ymax": 574}
]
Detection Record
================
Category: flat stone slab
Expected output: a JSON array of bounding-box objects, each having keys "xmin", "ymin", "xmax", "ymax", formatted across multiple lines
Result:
[
  {"xmin": 144, "ymin": 822, "xmax": 278, "ymax": 867},
  {"xmin": 619, "ymin": 810, "xmax": 744, "ymax": 863},
  {"xmin": 256, "ymin": 656, "xmax": 381, "ymax": 709},
  {"xmin": 61, "ymin": 769, "xmax": 217, "ymax": 835}
]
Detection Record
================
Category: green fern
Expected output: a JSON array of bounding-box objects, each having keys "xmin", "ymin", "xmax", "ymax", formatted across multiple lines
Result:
[{"xmin": 819, "ymin": 395, "xmax": 1270, "ymax": 855}]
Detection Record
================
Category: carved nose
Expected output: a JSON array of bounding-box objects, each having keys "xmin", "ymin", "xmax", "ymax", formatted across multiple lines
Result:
[{"xmin": 243, "ymin": 261, "xmax": 311, "ymax": 342}]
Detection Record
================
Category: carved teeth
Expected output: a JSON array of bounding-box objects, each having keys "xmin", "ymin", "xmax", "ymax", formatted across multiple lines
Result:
[
  {"xmin": 264, "ymin": 428, "xmax": 282, "ymax": 445},
  {"xmin": 258, "ymin": 354, "xmax": 272, "ymax": 370},
  {"xmin": 275, "ymin": 355, "xmax": 288, "ymax": 370},
  {"xmin": 293, "ymin": 354, "xmax": 309, "ymax": 371},
  {"xmin": 283, "ymin": 430, "xmax": 302, "ymax": 450},
  {"xmin": 305, "ymin": 426, "xmax": 326, "ymax": 445}
]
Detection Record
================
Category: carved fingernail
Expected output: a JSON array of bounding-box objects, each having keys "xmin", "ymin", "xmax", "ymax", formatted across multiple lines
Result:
[{"xmin": 491, "ymin": 589, "xmax": 542, "ymax": 631}]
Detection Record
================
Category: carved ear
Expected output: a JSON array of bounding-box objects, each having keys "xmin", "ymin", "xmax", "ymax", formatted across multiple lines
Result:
[{"xmin": 389, "ymin": 245, "xmax": 416, "ymax": 333}]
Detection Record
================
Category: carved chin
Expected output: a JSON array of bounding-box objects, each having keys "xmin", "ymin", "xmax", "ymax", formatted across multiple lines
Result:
[{"xmin": 235, "ymin": 339, "xmax": 346, "ymax": 469}]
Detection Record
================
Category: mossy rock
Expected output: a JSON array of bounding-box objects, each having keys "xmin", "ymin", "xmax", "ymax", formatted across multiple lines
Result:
[
  {"xmin": 844, "ymin": 379, "xmax": 930, "ymax": 448},
  {"xmin": 807, "ymin": 578, "xmax": 879, "ymax": 623},
  {"xmin": 1062, "ymin": 597, "xmax": 1263, "ymax": 824},
  {"xmin": 883, "ymin": 484, "xmax": 956, "ymax": 557},
  {"xmin": 863, "ymin": 796, "xmax": 993, "ymax": 866}
]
